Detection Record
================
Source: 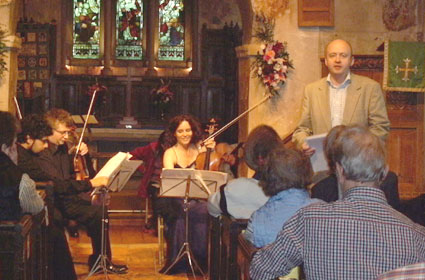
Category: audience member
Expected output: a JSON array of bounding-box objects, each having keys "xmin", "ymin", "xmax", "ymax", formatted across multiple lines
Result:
[
  {"xmin": 244, "ymin": 146, "xmax": 320, "ymax": 248},
  {"xmin": 311, "ymin": 125, "xmax": 400, "ymax": 209},
  {"xmin": 0, "ymin": 111, "xmax": 44, "ymax": 221},
  {"xmin": 16, "ymin": 113, "xmax": 77, "ymax": 279},
  {"xmin": 208, "ymin": 125, "xmax": 282, "ymax": 219},
  {"xmin": 250, "ymin": 125, "xmax": 425, "ymax": 280}
]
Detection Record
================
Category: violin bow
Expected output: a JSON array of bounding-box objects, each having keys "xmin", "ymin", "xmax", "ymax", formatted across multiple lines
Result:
[
  {"xmin": 13, "ymin": 96, "xmax": 23, "ymax": 120},
  {"xmin": 203, "ymin": 94, "xmax": 272, "ymax": 143},
  {"xmin": 73, "ymin": 89, "xmax": 98, "ymax": 163}
]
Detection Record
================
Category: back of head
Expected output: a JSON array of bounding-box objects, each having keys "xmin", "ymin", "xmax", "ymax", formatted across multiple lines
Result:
[
  {"xmin": 244, "ymin": 125, "xmax": 282, "ymax": 171},
  {"xmin": 0, "ymin": 111, "xmax": 18, "ymax": 148},
  {"xmin": 44, "ymin": 108, "xmax": 74, "ymax": 129},
  {"xmin": 324, "ymin": 125, "xmax": 346, "ymax": 173},
  {"xmin": 333, "ymin": 125, "xmax": 386, "ymax": 184},
  {"xmin": 260, "ymin": 145, "xmax": 313, "ymax": 197},
  {"xmin": 17, "ymin": 114, "xmax": 53, "ymax": 143}
]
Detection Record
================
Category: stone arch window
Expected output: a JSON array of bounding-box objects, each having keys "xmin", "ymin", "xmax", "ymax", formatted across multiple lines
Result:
[{"xmin": 69, "ymin": 0, "xmax": 193, "ymax": 69}]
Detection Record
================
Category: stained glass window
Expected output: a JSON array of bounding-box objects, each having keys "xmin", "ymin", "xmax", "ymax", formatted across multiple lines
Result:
[
  {"xmin": 116, "ymin": 0, "xmax": 143, "ymax": 60},
  {"xmin": 73, "ymin": 0, "xmax": 101, "ymax": 59},
  {"xmin": 158, "ymin": 0, "xmax": 185, "ymax": 61}
]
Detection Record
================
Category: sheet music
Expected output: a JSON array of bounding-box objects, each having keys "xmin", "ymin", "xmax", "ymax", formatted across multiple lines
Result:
[
  {"xmin": 94, "ymin": 152, "xmax": 142, "ymax": 192},
  {"xmin": 306, "ymin": 133, "xmax": 328, "ymax": 173}
]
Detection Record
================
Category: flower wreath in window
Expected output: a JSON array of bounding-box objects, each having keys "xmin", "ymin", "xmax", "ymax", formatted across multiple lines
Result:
[{"xmin": 251, "ymin": 15, "xmax": 293, "ymax": 96}]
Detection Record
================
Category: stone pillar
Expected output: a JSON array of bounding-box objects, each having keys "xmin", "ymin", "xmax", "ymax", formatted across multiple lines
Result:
[
  {"xmin": 235, "ymin": 43, "xmax": 262, "ymax": 177},
  {"xmin": 0, "ymin": 0, "xmax": 21, "ymax": 113},
  {"xmin": 101, "ymin": 0, "xmax": 112, "ymax": 75},
  {"xmin": 145, "ymin": 0, "xmax": 157, "ymax": 76},
  {"xmin": 189, "ymin": 0, "xmax": 200, "ymax": 77}
]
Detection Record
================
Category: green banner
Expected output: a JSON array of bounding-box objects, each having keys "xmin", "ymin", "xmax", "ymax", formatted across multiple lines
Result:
[{"xmin": 384, "ymin": 41, "xmax": 425, "ymax": 92}]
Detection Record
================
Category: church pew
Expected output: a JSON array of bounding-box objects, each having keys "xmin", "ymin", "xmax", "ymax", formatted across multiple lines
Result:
[
  {"xmin": 208, "ymin": 215, "xmax": 248, "ymax": 280},
  {"xmin": 221, "ymin": 216, "xmax": 248, "ymax": 280},
  {"xmin": 0, "ymin": 208, "xmax": 48, "ymax": 280},
  {"xmin": 209, "ymin": 216, "xmax": 222, "ymax": 280}
]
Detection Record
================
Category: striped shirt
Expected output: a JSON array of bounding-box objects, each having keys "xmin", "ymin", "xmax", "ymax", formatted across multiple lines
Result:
[
  {"xmin": 19, "ymin": 173, "xmax": 44, "ymax": 215},
  {"xmin": 250, "ymin": 187, "xmax": 425, "ymax": 280}
]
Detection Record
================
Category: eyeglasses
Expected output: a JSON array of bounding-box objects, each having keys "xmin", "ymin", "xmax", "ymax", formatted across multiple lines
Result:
[{"xmin": 54, "ymin": 129, "xmax": 71, "ymax": 136}]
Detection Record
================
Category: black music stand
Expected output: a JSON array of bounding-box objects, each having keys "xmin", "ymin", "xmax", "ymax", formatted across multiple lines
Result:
[
  {"xmin": 160, "ymin": 169, "xmax": 228, "ymax": 279},
  {"xmin": 85, "ymin": 187, "xmax": 111, "ymax": 279},
  {"xmin": 85, "ymin": 154, "xmax": 142, "ymax": 279}
]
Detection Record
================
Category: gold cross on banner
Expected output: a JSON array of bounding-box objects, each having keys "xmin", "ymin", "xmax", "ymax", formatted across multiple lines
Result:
[{"xmin": 395, "ymin": 58, "xmax": 418, "ymax": 81}]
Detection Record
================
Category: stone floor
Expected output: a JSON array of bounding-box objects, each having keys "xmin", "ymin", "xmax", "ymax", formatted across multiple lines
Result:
[{"xmin": 68, "ymin": 224, "xmax": 205, "ymax": 280}]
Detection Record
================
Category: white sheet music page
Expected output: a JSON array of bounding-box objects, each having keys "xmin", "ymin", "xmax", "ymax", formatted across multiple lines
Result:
[
  {"xmin": 93, "ymin": 152, "xmax": 142, "ymax": 192},
  {"xmin": 306, "ymin": 133, "xmax": 329, "ymax": 173}
]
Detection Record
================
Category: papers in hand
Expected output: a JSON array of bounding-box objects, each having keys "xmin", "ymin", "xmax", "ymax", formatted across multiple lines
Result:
[
  {"xmin": 306, "ymin": 133, "xmax": 329, "ymax": 173},
  {"xmin": 94, "ymin": 152, "xmax": 142, "ymax": 192},
  {"xmin": 160, "ymin": 169, "xmax": 228, "ymax": 199}
]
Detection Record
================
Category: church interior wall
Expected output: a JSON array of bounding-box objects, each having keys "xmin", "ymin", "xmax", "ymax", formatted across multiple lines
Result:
[{"xmin": 246, "ymin": 0, "xmax": 422, "ymax": 142}]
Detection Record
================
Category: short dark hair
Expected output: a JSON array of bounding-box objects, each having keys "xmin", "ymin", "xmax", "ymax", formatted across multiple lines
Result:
[
  {"xmin": 260, "ymin": 146, "xmax": 313, "ymax": 197},
  {"xmin": 244, "ymin": 125, "xmax": 282, "ymax": 171},
  {"xmin": 17, "ymin": 114, "xmax": 53, "ymax": 143},
  {"xmin": 163, "ymin": 114, "xmax": 203, "ymax": 146},
  {"xmin": 0, "ymin": 111, "xmax": 18, "ymax": 147}
]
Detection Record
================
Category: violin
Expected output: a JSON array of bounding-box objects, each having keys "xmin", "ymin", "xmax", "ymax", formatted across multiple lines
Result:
[
  {"xmin": 195, "ymin": 119, "xmax": 243, "ymax": 172},
  {"xmin": 195, "ymin": 95, "xmax": 272, "ymax": 172},
  {"xmin": 69, "ymin": 129, "xmax": 96, "ymax": 180}
]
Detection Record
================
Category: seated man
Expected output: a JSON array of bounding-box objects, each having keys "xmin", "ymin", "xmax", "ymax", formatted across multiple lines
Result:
[
  {"xmin": 0, "ymin": 111, "xmax": 44, "ymax": 220},
  {"xmin": 311, "ymin": 125, "xmax": 400, "ymax": 209},
  {"xmin": 250, "ymin": 125, "xmax": 425, "ymax": 280},
  {"xmin": 244, "ymin": 146, "xmax": 320, "ymax": 248},
  {"xmin": 207, "ymin": 125, "xmax": 282, "ymax": 219},
  {"xmin": 17, "ymin": 114, "xmax": 77, "ymax": 279},
  {"xmin": 19, "ymin": 109, "xmax": 127, "ymax": 274}
]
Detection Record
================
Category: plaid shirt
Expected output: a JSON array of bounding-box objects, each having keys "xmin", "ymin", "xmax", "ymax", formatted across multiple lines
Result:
[{"xmin": 250, "ymin": 187, "xmax": 425, "ymax": 280}]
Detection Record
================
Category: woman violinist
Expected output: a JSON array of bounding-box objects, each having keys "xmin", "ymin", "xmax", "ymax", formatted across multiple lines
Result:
[{"xmin": 160, "ymin": 114, "xmax": 215, "ymax": 275}]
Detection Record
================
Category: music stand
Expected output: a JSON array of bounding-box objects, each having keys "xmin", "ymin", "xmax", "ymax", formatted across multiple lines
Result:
[
  {"xmin": 160, "ymin": 169, "xmax": 227, "ymax": 279},
  {"xmin": 85, "ymin": 155, "xmax": 142, "ymax": 279},
  {"xmin": 85, "ymin": 187, "xmax": 111, "ymax": 279}
]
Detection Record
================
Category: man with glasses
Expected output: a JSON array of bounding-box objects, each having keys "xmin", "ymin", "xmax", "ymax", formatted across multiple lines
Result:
[{"xmin": 36, "ymin": 108, "xmax": 128, "ymax": 274}]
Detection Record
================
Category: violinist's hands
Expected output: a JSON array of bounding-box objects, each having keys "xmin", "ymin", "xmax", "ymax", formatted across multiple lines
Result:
[
  {"xmin": 302, "ymin": 142, "xmax": 315, "ymax": 157},
  {"xmin": 91, "ymin": 193, "xmax": 111, "ymax": 206},
  {"xmin": 78, "ymin": 142, "xmax": 89, "ymax": 156},
  {"xmin": 89, "ymin": 176, "xmax": 110, "ymax": 188},
  {"xmin": 199, "ymin": 138, "xmax": 216, "ymax": 153}
]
